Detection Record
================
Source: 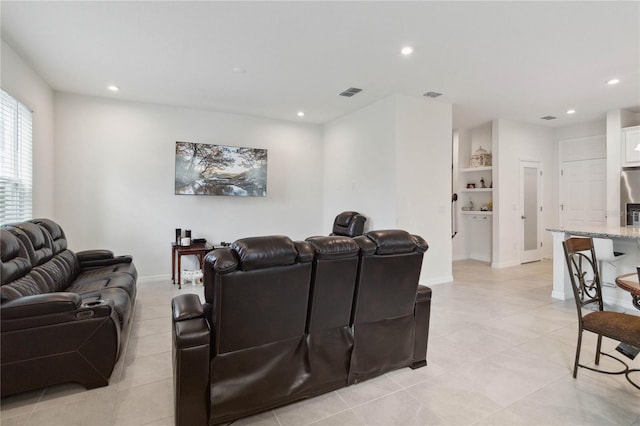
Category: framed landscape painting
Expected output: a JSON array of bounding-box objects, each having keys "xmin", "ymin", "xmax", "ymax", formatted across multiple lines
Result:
[{"xmin": 175, "ymin": 141, "xmax": 267, "ymax": 196}]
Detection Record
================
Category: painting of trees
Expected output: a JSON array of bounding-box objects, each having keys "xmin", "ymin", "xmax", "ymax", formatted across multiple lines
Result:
[{"xmin": 175, "ymin": 142, "xmax": 267, "ymax": 196}]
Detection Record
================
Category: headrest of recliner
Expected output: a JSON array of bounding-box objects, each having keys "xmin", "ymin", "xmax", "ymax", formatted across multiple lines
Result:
[
  {"xmin": 0, "ymin": 229, "xmax": 32, "ymax": 285},
  {"xmin": 306, "ymin": 236, "xmax": 359, "ymax": 260},
  {"xmin": 335, "ymin": 211, "xmax": 359, "ymax": 227},
  {"xmin": 31, "ymin": 219, "xmax": 67, "ymax": 254},
  {"xmin": 364, "ymin": 230, "xmax": 428, "ymax": 255},
  {"xmin": 231, "ymin": 235, "xmax": 302, "ymax": 271},
  {"xmin": 4, "ymin": 223, "xmax": 53, "ymax": 267}
]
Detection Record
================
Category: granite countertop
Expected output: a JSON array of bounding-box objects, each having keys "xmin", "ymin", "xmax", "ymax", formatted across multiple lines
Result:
[{"xmin": 546, "ymin": 225, "xmax": 640, "ymax": 239}]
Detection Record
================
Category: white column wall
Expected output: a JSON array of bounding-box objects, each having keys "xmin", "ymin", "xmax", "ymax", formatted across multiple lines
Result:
[
  {"xmin": 324, "ymin": 95, "xmax": 453, "ymax": 285},
  {"xmin": 395, "ymin": 96, "xmax": 453, "ymax": 284},
  {"xmin": 606, "ymin": 110, "xmax": 623, "ymax": 227}
]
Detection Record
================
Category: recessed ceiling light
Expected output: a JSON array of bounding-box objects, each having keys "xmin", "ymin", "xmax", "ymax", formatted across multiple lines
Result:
[
  {"xmin": 232, "ymin": 67, "xmax": 246, "ymax": 74},
  {"xmin": 107, "ymin": 85, "xmax": 119, "ymax": 92},
  {"xmin": 607, "ymin": 78, "xmax": 620, "ymax": 85},
  {"xmin": 297, "ymin": 111, "xmax": 305, "ymax": 117},
  {"xmin": 401, "ymin": 46, "xmax": 414, "ymax": 55},
  {"xmin": 566, "ymin": 109, "xmax": 576, "ymax": 115}
]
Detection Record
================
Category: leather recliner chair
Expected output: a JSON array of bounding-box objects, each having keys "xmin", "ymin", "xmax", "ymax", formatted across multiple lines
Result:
[
  {"xmin": 331, "ymin": 211, "xmax": 366, "ymax": 237},
  {"xmin": 349, "ymin": 230, "xmax": 430, "ymax": 383},
  {"xmin": 303, "ymin": 235, "xmax": 360, "ymax": 393},
  {"xmin": 173, "ymin": 235, "xmax": 315, "ymax": 426}
]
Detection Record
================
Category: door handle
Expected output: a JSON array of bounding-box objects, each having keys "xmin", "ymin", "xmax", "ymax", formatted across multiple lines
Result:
[{"xmin": 521, "ymin": 216, "xmax": 526, "ymax": 219}]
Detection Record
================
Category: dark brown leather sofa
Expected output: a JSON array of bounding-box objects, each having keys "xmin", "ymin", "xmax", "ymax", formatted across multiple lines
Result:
[
  {"xmin": 172, "ymin": 230, "xmax": 431, "ymax": 426},
  {"xmin": 0, "ymin": 219, "xmax": 137, "ymax": 397}
]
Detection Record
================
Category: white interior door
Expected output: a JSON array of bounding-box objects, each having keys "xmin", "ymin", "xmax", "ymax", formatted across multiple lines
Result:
[
  {"xmin": 559, "ymin": 159, "xmax": 606, "ymax": 228},
  {"xmin": 520, "ymin": 161, "xmax": 542, "ymax": 264}
]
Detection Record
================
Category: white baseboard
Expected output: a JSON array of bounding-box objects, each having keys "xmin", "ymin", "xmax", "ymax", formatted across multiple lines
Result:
[
  {"xmin": 551, "ymin": 290, "xmax": 569, "ymax": 300},
  {"xmin": 138, "ymin": 274, "xmax": 171, "ymax": 283},
  {"xmin": 491, "ymin": 260, "xmax": 521, "ymax": 268},
  {"xmin": 419, "ymin": 275, "xmax": 454, "ymax": 286}
]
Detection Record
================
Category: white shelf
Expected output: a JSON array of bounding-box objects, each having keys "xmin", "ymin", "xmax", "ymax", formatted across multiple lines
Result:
[
  {"xmin": 461, "ymin": 211, "xmax": 493, "ymax": 215},
  {"xmin": 460, "ymin": 166, "xmax": 492, "ymax": 173},
  {"xmin": 461, "ymin": 188, "xmax": 492, "ymax": 193}
]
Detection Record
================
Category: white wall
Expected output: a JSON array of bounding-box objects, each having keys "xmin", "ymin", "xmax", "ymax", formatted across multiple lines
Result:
[
  {"xmin": 324, "ymin": 95, "xmax": 453, "ymax": 285},
  {"xmin": 493, "ymin": 119, "xmax": 556, "ymax": 266},
  {"xmin": 554, "ymin": 119, "xmax": 605, "ymax": 141},
  {"xmin": 54, "ymin": 93, "xmax": 324, "ymax": 279},
  {"xmin": 1, "ymin": 40, "xmax": 55, "ymax": 218},
  {"xmin": 322, "ymin": 97, "xmax": 397, "ymax": 232}
]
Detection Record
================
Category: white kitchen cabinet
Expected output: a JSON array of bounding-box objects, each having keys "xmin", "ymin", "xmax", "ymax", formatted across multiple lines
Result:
[
  {"xmin": 621, "ymin": 126, "xmax": 640, "ymax": 166},
  {"xmin": 464, "ymin": 213, "xmax": 492, "ymax": 262}
]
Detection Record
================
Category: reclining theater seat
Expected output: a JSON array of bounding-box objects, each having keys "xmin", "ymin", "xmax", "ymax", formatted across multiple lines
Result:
[
  {"xmin": 0, "ymin": 219, "xmax": 137, "ymax": 397},
  {"xmin": 173, "ymin": 235, "xmax": 314, "ymax": 426},
  {"xmin": 331, "ymin": 211, "xmax": 366, "ymax": 237},
  {"xmin": 303, "ymin": 235, "xmax": 360, "ymax": 392},
  {"xmin": 349, "ymin": 229, "xmax": 431, "ymax": 383}
]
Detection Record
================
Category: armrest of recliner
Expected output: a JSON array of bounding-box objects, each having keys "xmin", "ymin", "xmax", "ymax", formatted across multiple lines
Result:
[
  {"xmin": 1, "ymin": 292, "xmax": 82, "ymax": 320},
  {"xmin": 1, "ymin": 293, "xmax": 115, "ymax": 334},
  {"xmin": 77, "ymin": 250, "xmax": 133, "ymax": 268},
  {"xmin": 171, "ymin": 294, "xmax": 210, "ymax": 426},
  {"xmin": 76, "ymin": 249, "xmax": 115, "ymax": 262},
  {"xmin": 411, "ymin": 285, "xmax": 432, "ymax": 369},
  {"xmin": 173, "ymin": 293, "xmax": 204, "ymax": 322}
]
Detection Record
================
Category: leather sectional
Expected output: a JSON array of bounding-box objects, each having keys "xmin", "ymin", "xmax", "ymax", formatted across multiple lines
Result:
[
  {"xmin": 172, "ymin": 229, "xmax": 431, "ymax": 426},
  {"xmin": 0, "ymin": 219, "xmax": 137, "ymax": 397}
]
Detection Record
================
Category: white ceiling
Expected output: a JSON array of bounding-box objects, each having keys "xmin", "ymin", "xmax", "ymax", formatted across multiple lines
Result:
[{"xmin": 2, "ymin": 1, "xmax": 639, "ymax": 129}]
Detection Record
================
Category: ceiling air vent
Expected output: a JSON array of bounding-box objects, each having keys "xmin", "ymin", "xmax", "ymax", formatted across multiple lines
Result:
[
  {"xmin": 423, "ymin": 91, "xmax": 443, "ymax": 98},
  {"xmin": 540, "ymin": 116, "xmax": 557, "ymax": 120},
  {"xmin": 339, "ymin": 87, "xmax": 362, "ymax": 97}
]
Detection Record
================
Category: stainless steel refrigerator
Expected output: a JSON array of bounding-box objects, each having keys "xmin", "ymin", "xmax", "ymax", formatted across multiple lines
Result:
[{"xmin": 621, "ymin": 166, "xmax": 640, "ymax": 226}]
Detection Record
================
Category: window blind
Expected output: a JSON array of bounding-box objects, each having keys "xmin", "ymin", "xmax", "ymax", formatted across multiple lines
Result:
[{"xmin": 0, "ymin": 89, "xmax": 33, "ymax": 224}]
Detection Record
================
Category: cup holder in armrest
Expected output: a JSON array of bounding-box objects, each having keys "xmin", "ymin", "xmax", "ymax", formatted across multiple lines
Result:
[
  {"xmin": 83, "ymin": 300, "xmax": 107, "ymax": 308},
  {"xmin": 77, "ymin": 300, "xmax": 109, "ymax": 319}
]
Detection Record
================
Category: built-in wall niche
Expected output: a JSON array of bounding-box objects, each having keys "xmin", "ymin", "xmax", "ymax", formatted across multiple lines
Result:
[
  {"xmin": 456, "ymin": 122, "xmax": 495, "ymax": 263},
  {"xmin": 460, "ymin": 166, "xmax": 493, "ymax": 213}
]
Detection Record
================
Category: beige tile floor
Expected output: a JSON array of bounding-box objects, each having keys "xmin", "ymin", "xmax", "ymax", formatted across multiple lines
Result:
[{"xmin": 1, "ymin": 259, "xmax": 639, "ymax": 426}]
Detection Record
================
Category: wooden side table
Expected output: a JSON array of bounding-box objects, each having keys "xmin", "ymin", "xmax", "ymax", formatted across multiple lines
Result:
[{"xmin": 171, "ymin": 242, "xmax": 215, "ymax": 289}]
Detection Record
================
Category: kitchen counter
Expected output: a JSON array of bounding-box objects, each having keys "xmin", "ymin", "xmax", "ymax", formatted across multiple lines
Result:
[
  {"xmin": 547, "ymin": 226, "xmax": 640, "ymax": 311},
  {"xmin": 546, "ymin": 225, "xmax": 640, "ymax": 240}
]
